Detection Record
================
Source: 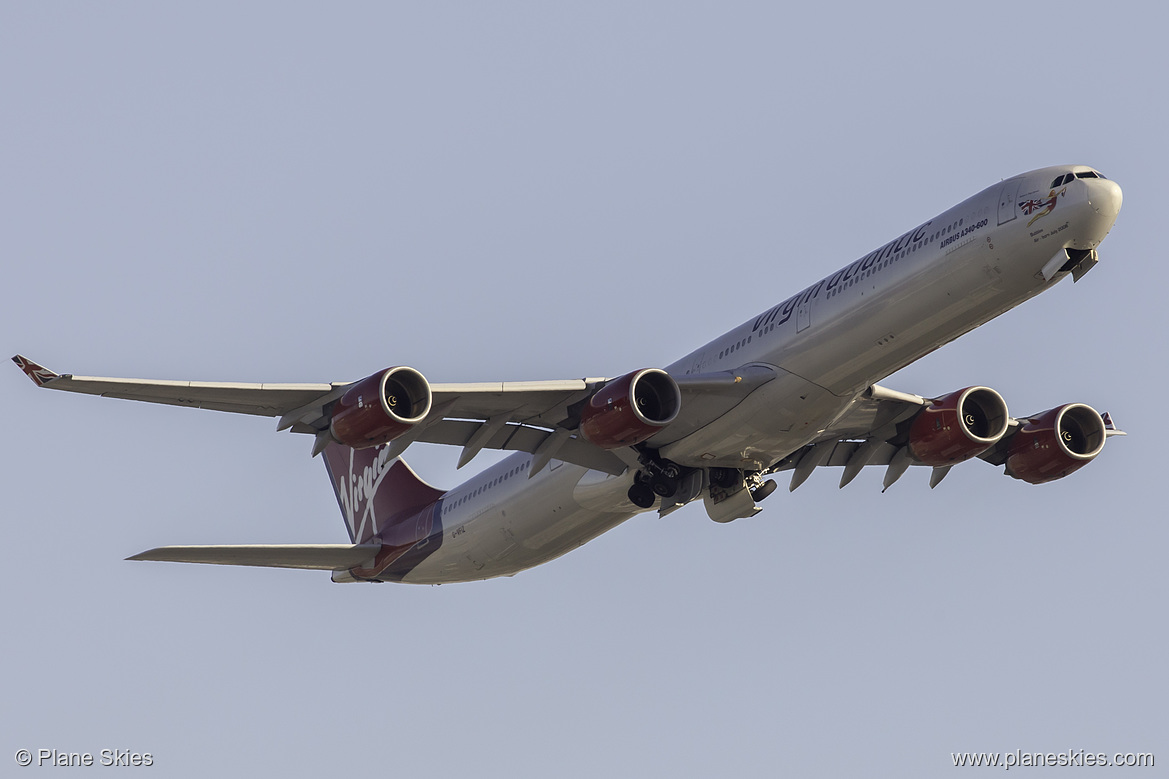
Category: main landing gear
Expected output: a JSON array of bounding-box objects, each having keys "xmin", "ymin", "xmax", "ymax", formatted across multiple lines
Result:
[
  {"xmin": 627, "ymin": 479, "xmax": 657, "ymax": 509},
  {"xmin": 627, "ymin": 451, "xmax": 685, "ymax": 508},
  {"xmin": 625, "ymin": 458, "xmax": 779, "ymax": 513},
  {"xmin": 621, "ymin": 456, "xmax": 776, "ymax": 514}
]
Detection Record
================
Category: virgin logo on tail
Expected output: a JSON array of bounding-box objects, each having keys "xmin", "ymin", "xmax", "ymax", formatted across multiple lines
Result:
[
  {"xmin": 321, "ymin": 442, "xmax": 446, "ymax": 546},
  {"xmin": 325, "ymin": 444, "xmax": 396, "ymax": 542}
]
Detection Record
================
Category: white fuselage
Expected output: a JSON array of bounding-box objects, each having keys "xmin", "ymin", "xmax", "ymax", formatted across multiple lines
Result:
[{"xmin": 402, "ymin": 166, "xmax": 1122, "ymax": 583}]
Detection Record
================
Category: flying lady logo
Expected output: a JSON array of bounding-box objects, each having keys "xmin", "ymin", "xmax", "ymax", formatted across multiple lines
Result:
[{"xmin": 1019, "ymin": 187, "xmax": 1066, "ymax": 227}]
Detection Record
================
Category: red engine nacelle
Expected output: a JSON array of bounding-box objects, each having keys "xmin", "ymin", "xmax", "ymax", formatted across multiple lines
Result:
[
  {"xmin": 1005, "ymin": 403, "xmax": 1107, "ymax": 485},
  {"xmin": 907, "ymin": 386, "xmax": 1010, "ymax": 466},
  {"xmin": 329, "ymin": 367, "xmax": 432, "ymax": 449},
  {"xmin": 579, "ymin": 368, "xmax": 681, "ymax": 449}
]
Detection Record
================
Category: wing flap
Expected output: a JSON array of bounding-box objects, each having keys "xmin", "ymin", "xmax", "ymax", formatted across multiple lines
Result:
[
  {"xmin": 431, "ymin": 380, "xmax": 597, "ymax": 427},
  {"xmin": 766, "ymin": 384, "xmax": 929, "ymax": 490},
  {"xmin": 416, "ymin": 419, "xmax": 627, "ymax": 474},
  {"xmin": 127, "ymin": 544, "xmax": 381, "ymax": 570}
]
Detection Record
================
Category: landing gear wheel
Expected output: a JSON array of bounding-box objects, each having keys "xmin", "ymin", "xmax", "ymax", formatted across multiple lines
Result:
[
  {"xmin": 750, "ymin": 479, "xmax": 778, "ymax": 502},
  {"xmin": 710, "ymin": 468, "xmax": 740, "ymax": 489},
  {"xmin": 651, "ymin": 478, "xmax": 678, "ymax": 498},
  {"xmin": 628, "ymin": 481, "xmax": 656, "ymax": 509}
]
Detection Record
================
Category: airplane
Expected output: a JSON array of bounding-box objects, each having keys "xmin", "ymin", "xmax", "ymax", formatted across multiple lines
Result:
[{"xmin": 13, "ymin": 164, "xmax": 1125, "ymax": 585}]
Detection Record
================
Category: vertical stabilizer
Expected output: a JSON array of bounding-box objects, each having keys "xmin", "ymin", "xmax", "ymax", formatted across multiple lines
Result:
[{"xmin": 321, "ymin": 442, "xmax": 445, "ymax": 545}]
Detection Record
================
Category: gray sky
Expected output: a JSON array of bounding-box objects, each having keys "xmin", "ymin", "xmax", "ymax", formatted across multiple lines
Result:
[{"xmin": 3, "ymin": 3, "xmax": 1165, "ymax": 776}]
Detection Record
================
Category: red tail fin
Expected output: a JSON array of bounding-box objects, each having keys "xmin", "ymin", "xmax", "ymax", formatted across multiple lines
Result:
[{"xmin": 321, "ymin": 442, "xmax": 445, "ymax": 544}]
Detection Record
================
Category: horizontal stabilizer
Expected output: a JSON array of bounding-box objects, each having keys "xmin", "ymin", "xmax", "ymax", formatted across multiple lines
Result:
[{"xmin": 127, "ymin": 544, "xmax": 381, "ymax": 570}]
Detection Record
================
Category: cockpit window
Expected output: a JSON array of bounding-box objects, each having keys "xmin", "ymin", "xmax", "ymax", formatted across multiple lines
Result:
[
  {"xmin": 1075, "ymin": 171, "xmax": 1099, "ymax": 179},
  {"xmin": 1051, "ymin": 176, "xmax": 1063, "ymax": 188}
]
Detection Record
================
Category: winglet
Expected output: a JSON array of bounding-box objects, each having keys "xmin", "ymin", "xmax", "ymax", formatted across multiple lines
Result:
[
  {"xmin": 1102, "ymin": 411, "xmax": 1127, "ymax": 437},
  {"xmin": 12, "ymin": 355, "xmax": 60, "ymax": 387}
]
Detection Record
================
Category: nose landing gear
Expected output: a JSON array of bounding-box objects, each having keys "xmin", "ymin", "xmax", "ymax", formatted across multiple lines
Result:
[{"xmin": 703, "ymin": 466, "xmax": 778, "ymax": 522}]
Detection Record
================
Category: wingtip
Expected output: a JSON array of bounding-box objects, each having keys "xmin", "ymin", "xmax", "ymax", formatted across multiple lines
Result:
[
  {"xmin": 11, "ymin": 355, "xmax": 59, "ymax": 387},
  {"xmin": 126, "ymin": 546, "xmax": 170, "ymax": 562}
]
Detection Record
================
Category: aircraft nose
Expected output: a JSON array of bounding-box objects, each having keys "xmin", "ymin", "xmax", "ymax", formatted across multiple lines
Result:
[
  {"xmin": 1087, "ymin": 177, "xmax": 1122, "ymax": 222},
  {"xmin": 1069, "ymin": 176, "xmax": 1122, "ymax": 252}
]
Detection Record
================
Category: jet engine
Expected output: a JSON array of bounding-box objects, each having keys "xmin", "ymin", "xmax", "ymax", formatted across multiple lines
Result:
[
  {"xmin": 579, "ymin": 369, "xmax": 681, "ymax": 449},
  {"xmin": 329, "ymin": 367, "xmax": 432, "ymax": 449},
  {"xmin": 1005, "ymin": 403, "xmax": 1107, "ymax": 484},
  {"xmin": 906, "ymin": 386, "xmax": 1010, "ymax": 466}
]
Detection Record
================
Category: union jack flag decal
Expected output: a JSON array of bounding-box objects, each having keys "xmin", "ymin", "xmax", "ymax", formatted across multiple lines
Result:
[
  {"xmin": 1019, "ymin": 186, "xmax": 1066, "ymax": 227},
  {"xmin": 11, "ymin": 355, "xmax": 60, "ymax": 387}
]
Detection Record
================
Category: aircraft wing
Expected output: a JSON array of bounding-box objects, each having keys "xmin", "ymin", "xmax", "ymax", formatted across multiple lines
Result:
[
  {"xmin": 11, "ymin": 355, "xmax": 337, "ymax": 416},
  {"xmin": 769, "ymin": 384, "xmax": 1126, "ymax": 491},
  {"xmin": 13, "ymin": 355, "xmax": 773, "ymax": 477},
  {"xmin": 11, "ymin": 355, "xmax": 617, "ymax": 471}
]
